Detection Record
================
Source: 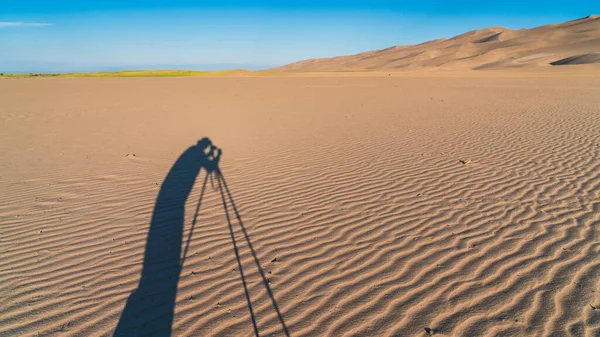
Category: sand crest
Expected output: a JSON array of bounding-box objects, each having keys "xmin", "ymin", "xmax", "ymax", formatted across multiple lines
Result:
[{"xmin": 273, "ymin": 16, "xmax": 600, "ymax": 71}]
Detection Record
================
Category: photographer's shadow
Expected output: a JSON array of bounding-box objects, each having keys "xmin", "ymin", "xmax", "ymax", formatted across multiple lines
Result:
[
  {"xmin": 114, "ymin": 138, "xmax": 288, "ymax": 337},
  {"xmin": 114, "ymin": 138, "xmax": 220, "ymax": 336}
]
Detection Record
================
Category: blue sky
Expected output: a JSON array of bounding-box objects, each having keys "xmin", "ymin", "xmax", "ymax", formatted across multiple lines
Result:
[{"xmin": 1, "ymin": 1, "xmax": 598, "ymax": 72}]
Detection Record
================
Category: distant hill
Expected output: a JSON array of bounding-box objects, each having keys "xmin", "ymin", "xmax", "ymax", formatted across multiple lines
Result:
[{"xmin": 272, "ymin": 16, "xmax": 600, "ymax": 71}]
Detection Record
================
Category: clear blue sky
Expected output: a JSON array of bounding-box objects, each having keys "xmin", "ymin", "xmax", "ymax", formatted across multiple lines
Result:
[{"xmin": 1, "ymin": 1, "xmax": 598, "ymax": 72}]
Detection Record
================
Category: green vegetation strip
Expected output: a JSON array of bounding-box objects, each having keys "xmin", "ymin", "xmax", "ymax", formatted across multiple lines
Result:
[{"xmin": 0, "ymin": 70, "xmax": 248, "ymax": 78}]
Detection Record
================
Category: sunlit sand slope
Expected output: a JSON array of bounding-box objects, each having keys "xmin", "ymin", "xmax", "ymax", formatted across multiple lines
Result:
[{"xmin": 274, "ymin": 16, "xmax": 600, "ymax": 71}]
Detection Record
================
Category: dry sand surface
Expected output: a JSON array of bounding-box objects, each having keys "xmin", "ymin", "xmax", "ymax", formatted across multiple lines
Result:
[
  {"xmin": 274, "ymin": 16, "xmax": 600, "ymax": 72},
  {"xmin": 2, "ymin": 73, "xmax": 600, "ymax": 336}
]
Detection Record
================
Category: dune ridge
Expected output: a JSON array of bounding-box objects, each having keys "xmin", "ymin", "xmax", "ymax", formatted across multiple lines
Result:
[
  {"xmin": 1, "ymin": 76, "xmax": 600, "ymax": 336},
  {"xmin": 273, "ymin": 16, "xmax": 600, "ymax": 71}
]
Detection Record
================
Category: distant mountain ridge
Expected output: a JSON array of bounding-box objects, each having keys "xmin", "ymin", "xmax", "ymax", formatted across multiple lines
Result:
[{"xmin": 272, "ymin": 16, "xmax": 600, "ymax": 71}]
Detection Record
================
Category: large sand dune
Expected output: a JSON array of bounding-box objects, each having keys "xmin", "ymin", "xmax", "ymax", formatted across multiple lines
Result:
[
  {"xmin": 2, "ymin": 74, "xmax": 600, "ymax": 336},
  {"xmin": 273, "ymin": 16, "xmax": 600, "ymax": 71}
]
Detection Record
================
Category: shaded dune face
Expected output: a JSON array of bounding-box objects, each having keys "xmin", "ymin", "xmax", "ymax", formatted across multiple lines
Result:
[
  {"xmin": 114, "ymin": 139, "xmax": 219, "ymax": 336},
  {"xmin": 550, "ymin": 53, "xmax": 600, "ymax": 65}
]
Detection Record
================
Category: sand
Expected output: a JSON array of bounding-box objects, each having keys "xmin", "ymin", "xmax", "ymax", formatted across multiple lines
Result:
[
  {"xmin": 2, "ymin": 73, "xmax": 600, "ymax": 336},
  {"xmin": 274, "ymin": 16, "xmax": 600, "ymax": 72}
]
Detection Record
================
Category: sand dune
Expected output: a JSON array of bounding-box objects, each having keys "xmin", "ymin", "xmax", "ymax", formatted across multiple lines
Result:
[
  {"xmin": 273, "ymin": 16, "xmax": 600, "ymax": 71},
  {"xmin": 2, "ymin": 74, "xmax": 600, "ymax": 336}
]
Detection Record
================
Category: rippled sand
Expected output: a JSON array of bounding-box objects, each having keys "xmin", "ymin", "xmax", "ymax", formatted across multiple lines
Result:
[{"xmin": 2, "ymin": 74, "xmax": 600, "ymax": 336}]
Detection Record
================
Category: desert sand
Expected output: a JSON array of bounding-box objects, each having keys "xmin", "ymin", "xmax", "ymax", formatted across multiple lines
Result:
[
  {"xmin": 2, "ymin": 73, "xmax": 600, "ymax": 336},
  {"xmin": 274, "ymin": 16, "xmax": 600, "ymax": 72}
]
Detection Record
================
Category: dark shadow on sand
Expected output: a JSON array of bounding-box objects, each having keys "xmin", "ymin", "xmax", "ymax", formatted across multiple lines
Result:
[
  {"xmin": 216, "ymin": 168, "xmax": 290, "ymax": 337},
  {"xmin": 114, "ymin": 138, "xmax": 289, "ymax": 337}
]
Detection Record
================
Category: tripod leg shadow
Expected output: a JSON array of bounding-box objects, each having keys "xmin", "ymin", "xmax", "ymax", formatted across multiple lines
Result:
[
  {"xmin": 180, "ymin": 173, "xmax": 210, "ymax": 269},
  {"xmin": 217, "ymin": 170, "xmax": 290, "ymax": 337}
]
